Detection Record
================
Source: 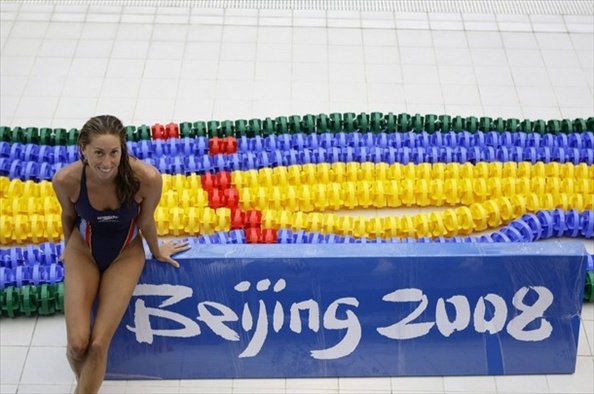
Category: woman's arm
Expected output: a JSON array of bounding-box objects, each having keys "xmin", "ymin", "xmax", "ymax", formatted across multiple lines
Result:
[
  {"xmin": 135, "ymin": 163, "xmax": 189, "ymax": 267},
  {"xmin": 136, "ymin": 166, "xmax": 163, "ymax": 257},
  {"xmin": 52, "ymin": 168, "xmax": 78, "ymax": 244}
]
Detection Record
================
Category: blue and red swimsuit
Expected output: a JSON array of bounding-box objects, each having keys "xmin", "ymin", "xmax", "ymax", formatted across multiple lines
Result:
[{"xmin": 75, "ymin": 166, "xmax": 140, "ymax": 272}]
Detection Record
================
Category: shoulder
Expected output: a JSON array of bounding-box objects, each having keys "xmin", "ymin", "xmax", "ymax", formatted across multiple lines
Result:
[
  {"xmin": 52, "ymin": 161, "xmax": 82, "ymax": 191},
  {"xmin": 130, "ymin": 158, "xmax": 162, "ymax": 196}
]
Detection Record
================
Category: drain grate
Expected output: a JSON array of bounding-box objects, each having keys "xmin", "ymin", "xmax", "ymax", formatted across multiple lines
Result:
[{"xmin": 4, "ymin": 0, "xmax": 594, "ymax": 14}]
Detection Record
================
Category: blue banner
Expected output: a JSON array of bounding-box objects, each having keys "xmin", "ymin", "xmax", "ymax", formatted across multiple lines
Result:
[{"xmin": 106, "ymin": 242, "xmax": 586, "ymax": 379}]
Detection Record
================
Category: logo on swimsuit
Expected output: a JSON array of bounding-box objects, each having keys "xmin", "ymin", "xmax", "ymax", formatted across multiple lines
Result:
[{"xmin": 97, "ymin": 215, "xmax": 119, "ymax": 223}]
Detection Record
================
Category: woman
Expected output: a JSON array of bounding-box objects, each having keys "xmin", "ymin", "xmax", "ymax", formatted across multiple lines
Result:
[{"xmin": 52, "ymin": 115, "xmax": 190, "ymax": 394}]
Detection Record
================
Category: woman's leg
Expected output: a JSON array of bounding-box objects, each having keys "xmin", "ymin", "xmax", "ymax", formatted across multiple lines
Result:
[
  {"xmin": 62, "ymin": 231, "xmax": 101, "ymax": 381},
  {"xmin": 76, "ymin": 237, "xmax": 146, "ymax": 394}
]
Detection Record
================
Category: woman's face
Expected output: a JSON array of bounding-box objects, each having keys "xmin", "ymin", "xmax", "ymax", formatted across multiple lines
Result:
[{"xmin": 81, "ymin": 134, "xmax": 122, "ymax": 181}]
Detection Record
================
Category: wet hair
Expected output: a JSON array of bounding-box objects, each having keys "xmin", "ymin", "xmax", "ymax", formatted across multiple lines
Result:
[{"xmin": 78, "ymin": 115, "xmax": 140, "ymax": 206}]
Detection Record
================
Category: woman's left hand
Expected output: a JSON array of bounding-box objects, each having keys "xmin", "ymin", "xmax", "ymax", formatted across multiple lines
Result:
[{"xmin": 153, "ymin": 240, "xmax": 191, "ymax": 268}]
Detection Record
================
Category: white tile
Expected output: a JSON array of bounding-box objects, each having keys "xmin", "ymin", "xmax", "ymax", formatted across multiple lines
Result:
[
  {"xmin": 0, "ymin": 318, "xmax": 36, "ymax": 347},
  {"xmin": 180, "ymin": 60, "xmax": 218, "ymax": 80},
  {"xmin": 257, "ymin": 26, "xmax": 292, "ymax": 44},
  {"xmin": 578, "ymin": 319, "xmax": 591, "ymax": 356},
  {"xmin": 438, "ymin": 65, "xmax": 476, "ymax": 85},
  {"xmin": 338, "ymin": 377, "xmax": 391, "ymax": 393},
  {"xmin": 430, "ymin": 20, "xmax": 465, "ymax": 31},
  {"xmin": 328, "ymin": 28, "xmax": 363, "ymax": 46},
  {"xmin": 117, "ymin": 24, "xmax": 153, "ymax": 41},
  {"xmin": 87, "ymin": 13, "xmax": 121, "ymax": 23},
  {"xmin": 30, "ymin": 315, "xmax": 66, "ymax": 347},
  {"xmin": 2, "ymin": 38, "xmax": 42, "ymax": 57},
  {"xmin": 293, "ymin": 17, "xmax": 326, "ymax": 28},
  {"xmin": 292, "ymin": 63, "xmax": 328, "ymax": 83},
  {"xmin": 404, "ymin": 83, "xmax": 443, "ymax": 105},
  {"xmin": 434, "ymin": 47, "xmax": 472, "ymax": 66},
  {"xmin": 15, "ymin": 96, "xmax": 59, "ymax": 118},
  {"xmin": 293, "ymin": 44, "xmax": 328, "ymax": 63},
  {"xmin": 291, "ymin": 99, "xmax": 331, "ymax": 115},
  {"xmin": 464, "ymin": 21, "xmax": 499, "ymax": 31},
  {"xmin": 291, "ymin": 81, "xmax": 328, "ymax": 102},
  {"xmin": 521, "ymin": 106, "xmax": 561, "ymax": 120},
  {"xmin": 120, "ymin": 14, "xmax": 156, "ymax": 23},
  {"xmin": 75, "ymin": 39, "xmax": 114, "ymax": 58},
  {"xmin": 177, "ymin": 79, "xmax": 216, "ymax": 99},
  {"xmin": 535, "ymin": 32, "xmax": 574, "ymax": 50},
  {"xmin": 0, "ymin": 96, "xmax": 19, "ymax": 118},
  {"xmin": 185, "ymin": 42, "xmax": 220, "ymax": 60},
  {"xmin": 329, "ymin": 81, "xmax": 367, "ymax": 102},
  {"xmin": 363, "ymin": 46, "xmax": 400, "ymax": 64},
  {"xmin": 16, "ymin": 385, "xmax": 75, "ymax": 394},
  {"xmin": 257, "ymin": 43, "xmax": 291, "ymax": 62},
  {"xmin": 576, "ymin": 50, "xmax": 594, "ymax": 69},
  {"xmin": 187, "ymin": 25, "xmax": 223, "ymax": 42},
  {"xmin": 401, "ymin": 64, "xmax": 439, "ymax": 84},
  {"xmin": 112, "ymin": 40, "xmax": 150, "ymax": 59},
  {"xmin": 80, "ymin": 22, "xmax": 118, "ymax": 40},
  {"xmin": 495, "ymin": 375, "xmax": 550, "ymax": 393},
  {"xmin": 143, "ymin": 59, "xmax": 182, "ymax": 79},
  {"xmin": 254, "ymin": 80, "xmax": 291, "ymax": 101},
  {"xmin": 570, "ymin": 33, "xmax": 594, "ymax": 51},
  {"xmin": 17, "ymin": 13, "xmax": 51, "ymax": 22},
  {"xmin": 516, "ymin": 86, "xmax": 558, "ymax": 107},
  {"xmin": 133, "ymin": 98, "xmax": 175, "ymax": 122},
  {"xmin": 212, "ymin": 99, "xmax": 252, "ymax": 119},
  {"xmin": 20, "ymin": 346, "xmax": 74, "ymax": 385},
  {"xmin": 392, "ymin": 376, "xmax": 444, "ymax": 393},
  {"xmin": 69, "ymin": 58, "xmax": 109, "ymax": 77},
  {"xmin": 479, "ymin": 86, "xmax": 519, "ymax": 107},
  {"xmin": 96, "ymin": 97, "xmax": 137, "ymax": 121},
  {"xmin": 52, "ymin": 13, "xmax": 86, "ymax": 23},
  {"xmin": 55, "ymin": 96, "xmax": 98, "ymax": 118},
  {"xmin": 365, "ymin": 63, "xmax": 402, "ymax": 84},
  {"xmin": 139, "ymin": 78, "xmax": 179, "ymax": 99},
  {"xmin": 505, "ymin": 49, "xmax": 545, "ymax": 67},
  {"xmin": 547, "ymin": 356, "xmax": 594, "ymax": 394},
  {"xmin": 329, "ymin": 45, "xmax": 364, "ymax": 64},
  {"xmin": 328, "ymin": 19, "xmax": 361, "ymax": 29},
  {"xmin": 328, "ymin": 63, "xmax": 366, "ymax": 82},
  {"xmin": 532, "ymin": 23, "xmax": 567, "ymax": 33},
  {"xmin": 582, "ymin": 304, "xmax": 594, "ymax": 321},
  {"xmin": 583, "ymin": 318, "xmax": 594, "ymax": 355},
  {"xmin": 443, "ymin": 375, "xmax": 497, "ymax": 393},
  {"xmin": 470, "ymin": 48, "xmax": 507, "ymax": 66},
  {"xmin": 1, "ymin": 57, "xmax": 36, "ymax": 76},
  {"xmin": 432, "ymin": 30, "xmax": 468, "ymax": 48},
  {"xmin": 497, "ymin": 22, "xmax": 532, "ymax": 32},
  {"xmin": 510, "ymin": 67, "xmax": 551, "ymax": 87},
  {"xmin": 396, "ymin": 20, "xmax": 430, "ymax": 30},
  {"xmin": 293, "ymin": 27, "xmax": 327, "ymax": 45},
  {"xmin": 0, "ymin": 75, "xmax": 27, "ymax": 96},
  {"xmin": 9, "ymin": 21, "xmax": 48, "ymax": 38},
  {"xmin": 362, "ymin": 29, "xmax": 397, "ymax": 47},
  {"xmin": 220, "ymin": 42, "xmax": 257, "ymax": 62},
  {"xmin": 255, "ymin": 62, "xmax": 291, "ymax": 81},
  {"xmin": 397, "ymin": 30, "xmax": 433, "ymax": 47},
  {"xmin": 23, "ymin": 75, "xmax": 66, "ymax": 97},
  {"xmin": 474, "ymin": 66, "xmax": 514, "ymax": 86},
  {"xmin": 286, "ymin": 378, "xmax": 338, "ymax": 394},
  {"xmin": 62, "ymin": 76, "xmax": 104, "ymax": 97},
  {"xmin": 0, "ymin": 384, "xmax": 18, "ymax": 394},
  {"xmin": 554, "ymin": 86, "xmax": 593, "ymax": 108},
  {"xmin": 173, "ymin": 98, "xmax": 214, "ymax": 120},
  {"xmin": 466, "ymin": 31, "xmax": 503, "ymax": 48},
  {"xmin": 215, "ymin": 80, "xmax": 254, "ymax": 100},
  {"xmin": 367, "ymin": 83, "xmax": 405, "ymax": 104},
  {"xmin": 179, "ymin": 379, "xmax": 232, "ymax": 394},
  {"xmin": 99, "ymin": 380, "xmax": 126, "ymax": 394},
  {"xmin": 541, "ymin": 49, "xmax": 582, "ymax": 68},
  {"xmin": 481, "ymin": 106, "xmax": 523, "ymax": 119},
  {"xmin": 149, "ymin": 40, "xmax": 186, "ymax": 60},
  {"xmin": 232, "ymin": 378, "xmax": 285, "ymax": 393},
  {"xmin": 101, "ymin": 77, "xmax": 142, "ymax": 98},
  {"xmin": 399, "ymin": 47, "xmax": 436, "ymax": 65},
  {"xmin": 559, "ymin": 107, "xmax": 594, "ymax": 119},
  {"xmin": 217, "ymin": 61, "xmax": 255, "ymax": 81},
  {"xmin": 253, "ymin": 99, "xmax": 291, "ymax": 119},
  {"xmin": 222, "ymin": 25, "xmax": 258, "ymax": 43},
  {"xmin": 442, "ymin": 84, "xmax": 481, "ymax": 106}
]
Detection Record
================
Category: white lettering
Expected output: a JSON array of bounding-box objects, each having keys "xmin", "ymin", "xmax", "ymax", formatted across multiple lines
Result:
[
  {"xmin": 506, "ymin": 286, "xmax": 553, "ymax": 341},
  {"xmin": 377, "ymin": 288, "xmax": 435, "ymax": 340}
]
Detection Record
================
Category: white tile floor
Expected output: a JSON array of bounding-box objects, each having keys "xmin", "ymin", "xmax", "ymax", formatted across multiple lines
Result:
[{"xmin": 1, "ymin": 1, "xmax": 593, "ymax": 393}]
